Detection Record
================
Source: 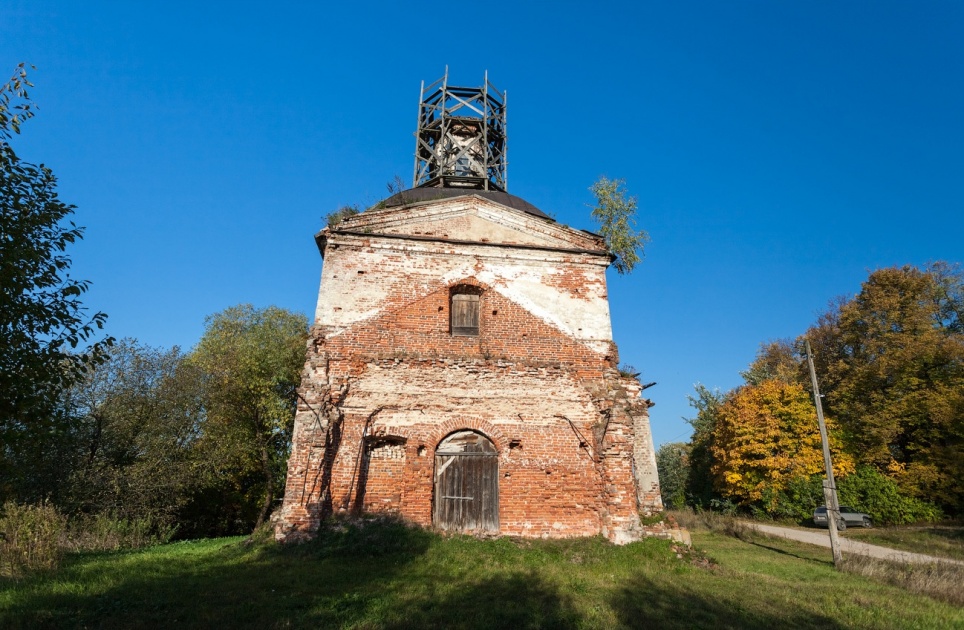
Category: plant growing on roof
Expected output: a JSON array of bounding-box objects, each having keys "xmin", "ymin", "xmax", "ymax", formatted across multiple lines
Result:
[
  {"xmin": 325, "ymin": 204, "xmax": 360, "ymax": 228},
  {"xmin": 588, "ymin": 176, "xmax": 649, "ymax": 275}
]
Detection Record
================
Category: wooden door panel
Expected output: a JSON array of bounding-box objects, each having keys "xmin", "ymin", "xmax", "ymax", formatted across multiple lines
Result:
[{"xmin": 434, "ymin": 453, "xmax": 498, "ymax": 533}]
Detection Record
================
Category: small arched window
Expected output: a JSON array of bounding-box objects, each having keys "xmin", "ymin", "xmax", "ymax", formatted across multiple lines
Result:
[{"xmin": 450, "ymin": 286, "xmax": 481, "ymax": 336}]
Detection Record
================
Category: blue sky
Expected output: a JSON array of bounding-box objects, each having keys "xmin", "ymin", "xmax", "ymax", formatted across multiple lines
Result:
[{"xmin": 4, "ymin": 2, "xmax": 962, "ymax": 448}]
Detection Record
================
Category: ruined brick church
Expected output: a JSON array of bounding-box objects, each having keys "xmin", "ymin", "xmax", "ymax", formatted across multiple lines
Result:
[{"xmin": 275, "ymin": 72, "xmax": 662, "ymax": 544}]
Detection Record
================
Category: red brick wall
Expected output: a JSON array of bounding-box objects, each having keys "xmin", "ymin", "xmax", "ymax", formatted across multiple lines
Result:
[
  {"xmin": 322, "ymin": 278, "xmax": 615, "ymax": 374},
  {"xmin": 276, "ymin": 226, "xmax": 659, "ymax": 544}
]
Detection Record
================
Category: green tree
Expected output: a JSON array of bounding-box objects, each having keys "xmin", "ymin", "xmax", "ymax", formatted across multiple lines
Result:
[
  {"xmin": 190, "ymin": 305, "xmax": 308, "ymax": 530},
  {"xmin": 588, "ymin": 177, "xmax": 649, "ymax": 274},
  {"xmin": 60, "ymin": 340, "xmax": 205, "ymax": 531},
  {"xmin": 655, "ymin": 442, "xmax": 690, "ymax": 509},
  {"xmin": 684, "ymin": 384, "xmax": 725, "ymax": 508},
  {"xmin": 0, "ymin": 64, "xmax": 112, "ymax": 502},
  {"xmin": 741, "ymin": 339, "xmax": 801, "ymax": 386},
  {"xmin": 811, "ymin": 263, "xmax": 964, "ymax": 511}
]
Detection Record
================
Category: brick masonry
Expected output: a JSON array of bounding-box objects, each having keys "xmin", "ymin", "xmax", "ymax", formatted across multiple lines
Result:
[{"xmin": 275, "ymin": 195, "xmax": 663, "ymax": 544}]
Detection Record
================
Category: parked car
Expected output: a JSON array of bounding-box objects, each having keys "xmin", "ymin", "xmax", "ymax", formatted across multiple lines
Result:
[{"xmin": 813, "ymin": 506, "xmax": 872, "ymax": 530}]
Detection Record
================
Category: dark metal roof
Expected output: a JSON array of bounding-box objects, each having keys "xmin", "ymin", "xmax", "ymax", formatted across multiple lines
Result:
[{"xmin": 380, "ymin": 188, "xmax": 552, "ymax": 220}]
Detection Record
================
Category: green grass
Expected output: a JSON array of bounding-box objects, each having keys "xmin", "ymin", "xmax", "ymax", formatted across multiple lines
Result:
[
  {"xmin": 1, "ymin": 518, "xmax": 962, "ymax": 629},
  {"xmin": 843, "ymin": 526, "xmax": 964, "ymax": 562}
]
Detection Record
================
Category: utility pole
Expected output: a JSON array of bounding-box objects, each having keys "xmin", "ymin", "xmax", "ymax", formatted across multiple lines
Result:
[{"xmin": 804, "ymin": 338, "xmax": 843, "ymax": 566}]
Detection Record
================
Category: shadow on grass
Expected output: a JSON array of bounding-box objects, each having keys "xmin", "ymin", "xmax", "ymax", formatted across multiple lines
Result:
[
  {"xmin": 609, "ymin": 573, "xmax": 846, "ymax": 630},
  {"xmin": 376, "ymin": 571, "xmax": 579, "ymax": 630},
  {"xmin": 3, "ymin": 519, "xmax": 583, "ymax": 629},
  {"xmin": 2, "ymin": 521, "xmax": 885, "ymax": 630},
  {"xmin": 2, "ymin": 517, "xmax": 436, "ymax": 629},
  {"xmin": 744, "ymin": 538, "xmax": 833, "ymax": 564}
]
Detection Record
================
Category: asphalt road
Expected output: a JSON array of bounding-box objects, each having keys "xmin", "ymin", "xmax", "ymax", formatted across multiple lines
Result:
[{"xmin": 742, "ymin": 521, "xmax": 964, "ymax": 566}]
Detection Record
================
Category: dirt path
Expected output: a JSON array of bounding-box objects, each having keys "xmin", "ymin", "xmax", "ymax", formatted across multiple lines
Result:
[{"xmin": 743, "ymin": 522, "xmax": 964, "ymax": 566}]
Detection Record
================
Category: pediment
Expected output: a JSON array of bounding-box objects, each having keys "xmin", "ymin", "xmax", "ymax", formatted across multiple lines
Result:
[{"xmin": 332, "ymin": 194, "xmax": 606, "ymax": 252}]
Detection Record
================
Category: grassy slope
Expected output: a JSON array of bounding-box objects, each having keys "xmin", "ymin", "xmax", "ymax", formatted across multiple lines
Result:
[{"xmin": 1, "ymin": 521, "xmax": 961, "ymax": 629}]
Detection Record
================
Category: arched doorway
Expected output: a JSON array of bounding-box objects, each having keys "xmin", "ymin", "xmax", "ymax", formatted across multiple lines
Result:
[{"xmin": 433, "ymin": 430, "xmax": 499, "ymax": 533}]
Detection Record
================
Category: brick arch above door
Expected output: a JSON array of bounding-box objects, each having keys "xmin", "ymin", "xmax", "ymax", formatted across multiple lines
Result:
[{"xmin": 429, "ymin": 419, "xmax": 506, "ymax": 453}]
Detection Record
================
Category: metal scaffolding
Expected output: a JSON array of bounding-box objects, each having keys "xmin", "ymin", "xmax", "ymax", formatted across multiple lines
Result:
[{"xmin": 413, "ymin": 68, "xmax": 507, "ymax": 192}]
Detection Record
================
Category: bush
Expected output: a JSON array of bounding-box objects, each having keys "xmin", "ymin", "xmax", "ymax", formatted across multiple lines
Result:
[
  {"xmin": 708, "ymin": 498, "xmax": 738, "ymax": 516},
  {"xmin": 759, "ymin": 476, "xmax": 823, "ymax": 522},
  {"xmin": 0, "ymin": 501, "xmax": 66, "ymax": 579},
  {"xmin": 748, "ymin": 468, "xmax": 943, "ymax": 525},
  {"xmin": 325, "ymin": 205, "xmax": 360, "ymax": 227},
  {"xmin": 838, "ymin": 467, "xmax": 943, "ymax": 525},
  {"xmin": 655, "ymin": 442, "xmax": 690, "ymax": 509},
  {"xmin": 64, "ymin": 513, "xmax": 178, "ymax": 552}
]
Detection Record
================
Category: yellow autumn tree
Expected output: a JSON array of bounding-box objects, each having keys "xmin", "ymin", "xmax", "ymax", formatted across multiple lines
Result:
[{"xmin": 710, "ymin": 379, "xmax": 854, "ymax": 508}]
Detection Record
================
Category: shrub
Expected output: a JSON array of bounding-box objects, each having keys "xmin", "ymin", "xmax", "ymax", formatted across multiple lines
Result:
[
  {"xmin": 838, "ymin": 466, "xmax": 943, "ymax": 525},
  {"xmin": 0, "ymin": 501, "xmax": 66, "ymax": 579},
  {"xmin": 655, "ymin": 442, "xmax": 690, "ymax": 509},
  {"xmin": 325, "ymin": 205, "xmax": 360, "ymax": 227},
  {"xmin": 64, "ymin": 513, "xmax": 178, "ymax": 552},
  {"xmin": 748, "ymin": 467, "xmax": 943, "ymax": 525},
  {"xmin": 759, "ymin": 476, "xmax": 823, "ymax": 522},
  {"xmin": 708, "ymin": 498, "xmax": 737, "ymax": 516}
]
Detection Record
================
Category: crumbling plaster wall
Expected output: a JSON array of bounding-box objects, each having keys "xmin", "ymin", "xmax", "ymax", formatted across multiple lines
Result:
[
  {"xmin": 316, "ymin": 198, "xmax": 615, "ymax": 355},
  {"xmin": 275, "ymin": 198, "xmax": 662, "ymax": 544}
]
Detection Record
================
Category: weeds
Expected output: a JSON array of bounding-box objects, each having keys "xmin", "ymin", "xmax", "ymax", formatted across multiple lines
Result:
[
  {"xmin": 639, "ymin": 511, "xmax": 665, "ymax": 526},
  {"xmin": 63, "ymin": 513, "xmax": 177, "ymax": 552},
  {"xmin": 841, "ymin": 553, "xmax": 964, "ymax": 606},
  {"xmin": 325, "ymin": 204, "xmax": 361, "ymax": 227},
  {"xmin": 0, "ymin": 502, "xmax": 66, "ymax": 579},
  {"xmin": 1, "ymin": 502, "xmax": 178, "ymax": 580},
  {"xmin": 667, "ymin": 507, "xmax": 751, "ymax": 540}
]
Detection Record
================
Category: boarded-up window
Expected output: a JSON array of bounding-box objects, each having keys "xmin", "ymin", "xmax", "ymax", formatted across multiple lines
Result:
[{"xmin": 451, "ymin": 293, "xmax": 480, "ymax": 336}]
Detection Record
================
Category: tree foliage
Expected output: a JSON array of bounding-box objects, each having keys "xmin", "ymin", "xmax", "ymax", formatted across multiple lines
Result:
[
  {"xmin": 684, "ymin": 384, "xmax": 725, "ymax": 508},
  {"xmin": 189, "ymin": 305, "xmax": 308, "ymax": 529},
  {"xmin": 59, "ymin": 340, "xmax": 204, "ymax": 529},
  {"xmin": 655, "ymin": 442, "xmax": 690, "ymax": 509},
  {"xmin": 687, "ymin": 262, "xmax": 963, "ymax": 519},
  {"xmin": 588, "ymin": 177, "xmax": 649, "ymax": 275},
  {"xmin": 0, "ymin": 64, "xmax": 112, "ymax": 501},
  {"xmin": 741, "ymin": 339, "xmax": 800, "ymax": 386},
  {"xmin": 808, "ymin": 263, "xmax": 964, "ymax": 511},
  {"xmin": 709, "ymin": 379, "xmax": 854, "ymax": 508},
  {"xmin": 837, "ymin": 466, "xmax": 943, "ymax": 525}
]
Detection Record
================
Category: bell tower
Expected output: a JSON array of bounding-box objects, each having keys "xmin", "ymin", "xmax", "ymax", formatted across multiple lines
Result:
[{"xmin": 413, "ymin": 68, "xmax": 507, "ymax": 192}]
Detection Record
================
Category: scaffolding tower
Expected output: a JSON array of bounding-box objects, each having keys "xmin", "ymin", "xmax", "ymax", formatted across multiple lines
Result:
[{"xmin": 413, "ymin": 69, "xmax": 507, "ymax": 192}]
